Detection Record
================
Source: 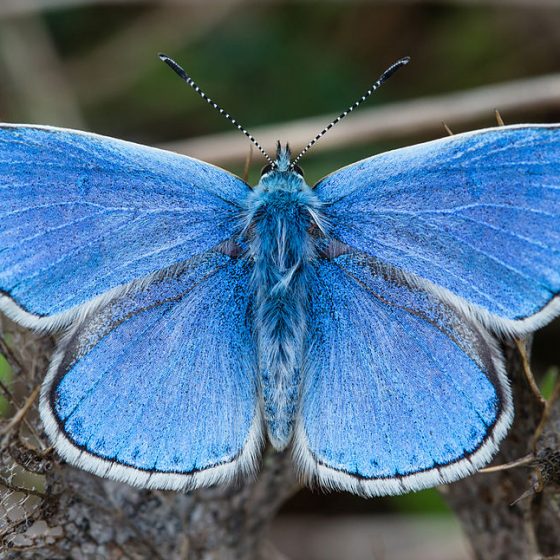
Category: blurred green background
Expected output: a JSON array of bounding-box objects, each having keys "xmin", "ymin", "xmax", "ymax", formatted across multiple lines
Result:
[{"xmin": 0, "ymin": 1, "xmax": 559, "ymax": 558}]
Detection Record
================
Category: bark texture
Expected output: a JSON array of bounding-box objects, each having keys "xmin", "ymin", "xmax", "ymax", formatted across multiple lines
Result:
[{"xmin": 1, "ymin": 321, "xmax": 559, "ymax": 559}]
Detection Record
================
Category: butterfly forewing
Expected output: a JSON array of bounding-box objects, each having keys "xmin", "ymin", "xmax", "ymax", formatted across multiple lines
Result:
[
  {"xmin": 315, "ymin": 125, "xmax": 560, "ymax": 336},
  {"xmin": 0, "ymin": 125, "xmax": 248, "ymax": 329}
]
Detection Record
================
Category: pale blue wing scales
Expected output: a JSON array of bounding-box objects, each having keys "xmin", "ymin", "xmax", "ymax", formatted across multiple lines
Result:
[
  {"xmin": 0, "ymin": 125, "xmax": 248, "ymax": 323},
  {"xmin": 40, "ymin": 252, "xmax": 261, "ymax": 490},
  {"xmin": 315, "ymin": 125, "xmax": 560, "ymax": 332},
  {"xmin": 295, "ymin": 257, "xmax": 511, "ymax": 496}
]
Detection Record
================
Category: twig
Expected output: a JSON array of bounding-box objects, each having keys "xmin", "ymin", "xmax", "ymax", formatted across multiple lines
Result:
[
  {"xmin": 495, "ymin": 109, "xmax": 506, "ymax": 126},
  {"xmin": 243, "ymin": 145, "xmax": 254, "ymax": 182},
  {"xmin": 0, "ymin": 475, "xmax": 47, "ymax": 500},
  {"xmin": 0, "ymin": 379, "xmax": 15, "ymax": 403},
  {"xmin": 442, "ymin": 121, "xmax": 454, "ymax": 136},
  {"xmin": 479, "ymin": 453, "xmax": 534, "ymax": 473},
  {"xmin": 531, "ymin": 372, "xmax": 560, "ymax": 450},
  {"xmin": 0, "ymin": 337, "xmax": 46, "ymax": 446},
  {"xmin": 515, "ymin": 338, "xmax": 547, "ymax": 408},
  {"xmin": 0, "ymin": 337, "xmax": 24, "ymax": 374},
  {"xmin": 0, "ymin": 384, "xmax": 40, "ymax": 437},
  {"xmin": 161, "ymin": 72, "xmax": 560, "ymax": 166}
]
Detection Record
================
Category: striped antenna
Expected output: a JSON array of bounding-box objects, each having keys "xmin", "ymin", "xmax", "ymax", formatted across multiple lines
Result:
[
  {"xmin": 159, "ymin": 53, "xmax": 274, "ymax": 166},
  {"xmin": 291, "ymin": 56, "xmax": 411, "ymax": 168}
]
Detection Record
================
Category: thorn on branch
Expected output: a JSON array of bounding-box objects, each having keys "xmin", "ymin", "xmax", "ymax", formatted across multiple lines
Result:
[
  {"xmin": 495, "ymin": 109, "xmax": 505, "ymax": 126},
  {"xmin": 442, "ymin": 121, "xmax": 454, "ymax": 136}
]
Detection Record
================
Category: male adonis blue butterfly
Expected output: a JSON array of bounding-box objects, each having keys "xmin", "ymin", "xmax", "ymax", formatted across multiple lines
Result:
[{"xmin": 0, "ymin": 53, "xmax": 559, "ymax": 497}]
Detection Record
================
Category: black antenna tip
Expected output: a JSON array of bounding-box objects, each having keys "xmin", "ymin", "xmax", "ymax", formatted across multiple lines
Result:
[
  {"xmin": 157, "ymin": 52, "xmax": 274, "ymax": 164},
  {"xmin": 380, "ymin": 56, "xmax": 411, "ymax": 82},
  {"xmin": 159, "ymin": 53, "xmax": 181, "ymax": 70},
  {"xmin": 159, "ymin": 54, "xmax": 190, "ymax": 82}
]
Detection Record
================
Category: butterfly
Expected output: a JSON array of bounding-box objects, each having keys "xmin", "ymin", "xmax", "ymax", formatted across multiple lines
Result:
[{"xmin": 0, "ymin": 54, "xmax": 559, "ymax": 498}]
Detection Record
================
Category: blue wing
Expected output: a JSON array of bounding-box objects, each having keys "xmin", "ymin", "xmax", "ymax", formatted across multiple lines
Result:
[
  {"xmin": 39, "ymin": 252, "xmax": 261, "ymax": 490},
  {"xmin": 0, "ymin": 124, "xmax": 248, "ymax": 327},
  {"xmin": 315, "ymin": 125, "xmax": 560, "ymax": 334},
  {"xmin": 294, "ymin": 255, "xmax": 511, "ymax": 496}
]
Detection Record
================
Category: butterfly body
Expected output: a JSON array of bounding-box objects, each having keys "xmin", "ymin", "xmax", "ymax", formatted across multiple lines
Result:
[{"xmin": 245, "ymin": 146, "xmax": 323, "ymax": 448}]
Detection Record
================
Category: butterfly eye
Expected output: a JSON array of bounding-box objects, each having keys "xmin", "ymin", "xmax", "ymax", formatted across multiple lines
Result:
[
  {"xmin": 260, "ymin": 164, "xmax": 274, "ymax": 176},
  {"xmin": 292, "ymin": 164, "xmax": 304, "ymax": 177}
]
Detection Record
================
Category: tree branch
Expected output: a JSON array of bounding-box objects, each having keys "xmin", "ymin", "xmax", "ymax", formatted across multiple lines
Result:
[{"xmin": 161, "ymin": 73, "xmax": 560, "ymax": 166}]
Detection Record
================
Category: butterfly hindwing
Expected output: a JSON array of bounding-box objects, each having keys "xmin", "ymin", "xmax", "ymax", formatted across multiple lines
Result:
[
  {"xmin": 315, "ymin": 125, "xmax": 560, "ymax": 335},
  {"xmin": 0, "ymin": 125, "xmax": 248, "ymax": 329},
  {"xmin": 294, "ymin": 254, "xmax": 511, "ymax": 496},
  {"xmin": 40, "ymin": 251, "xmax": 261, "ymax": 490}
]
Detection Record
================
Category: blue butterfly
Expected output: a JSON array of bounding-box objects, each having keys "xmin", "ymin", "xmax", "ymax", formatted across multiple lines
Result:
[{"xmin": 1, "ymin": 54, "xmax": 559, "ymax": 497}]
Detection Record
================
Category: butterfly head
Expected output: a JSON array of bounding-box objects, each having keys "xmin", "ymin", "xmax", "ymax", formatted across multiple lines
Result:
[{"xmin": 258, "ymin": 142, "xmax": 305, "ymax": 191}]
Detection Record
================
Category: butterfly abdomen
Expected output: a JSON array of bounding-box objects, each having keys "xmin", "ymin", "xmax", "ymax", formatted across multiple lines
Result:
[{"xmin": 246, "ymin": 175, "xmax": 322, "ymax": 449}]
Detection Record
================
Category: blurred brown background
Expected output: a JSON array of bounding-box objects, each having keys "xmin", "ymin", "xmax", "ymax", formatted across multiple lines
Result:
[{"xmin": 0, "ymin": 1, "xmax": 559, "ymax": 558}]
